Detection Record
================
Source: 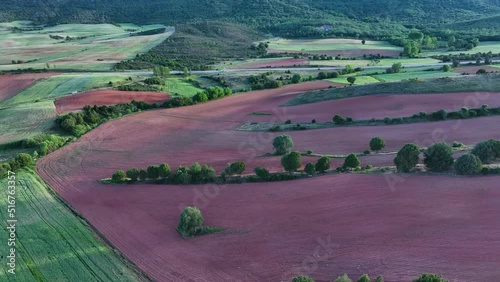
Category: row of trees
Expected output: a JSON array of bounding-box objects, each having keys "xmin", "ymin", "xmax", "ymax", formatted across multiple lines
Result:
[
  {"xmin": 394, "ymin": 139, "xmax": 500, "ymax": 175},
  {"xmin": 293, "ymin": 272, "xmax": 447, "ymax": 282},
  {"xmin": 192, "ymin": 86, "xmax": 233, "ymax": 103},
  {"xmin": 0, "ymin": 153, "xmax": 34, "ymax": 179}
]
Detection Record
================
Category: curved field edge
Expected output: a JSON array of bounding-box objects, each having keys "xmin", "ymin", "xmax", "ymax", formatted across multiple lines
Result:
[
  {"xmin": 285, "ymin": 75, "xmax": 500, "ymax": 106},
  {"xmin": 0, "ymin": 169, "xmax": 150, "ymax": 282}
]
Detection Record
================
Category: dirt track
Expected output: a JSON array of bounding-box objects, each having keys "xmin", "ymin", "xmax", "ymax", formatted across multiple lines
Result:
[{"xmin": 37, "ymin": 81, "xmax": 500, "ymax": 282}]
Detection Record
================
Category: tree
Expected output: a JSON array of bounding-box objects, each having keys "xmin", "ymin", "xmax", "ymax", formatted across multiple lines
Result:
[
  {"xmin": 292, "ymin": 275, "xmax": 315, "ymax": 282},
  {"xmin": 0, "ymin": 163, "xmax": 12, "ymax": 179},
  {"xmin": 254, "ymin": 166, "xmax": 270, "ymax": 179},
  {"xmin": 188, "ymin": 162, "xmax": 203, "ymax": 182},
  {"xmin": 471, "ymin": 139, "xmax": 500, "ymax": 163},
  {"xmin": 343, "ymin": 153, "xmax": 360, "ymax": 169},
  {"xmin": 139, "ymin": 169, "xmax": 147, "ymax": 181},
  {"xmin": 158, "ymin": 163, "xmax": 171, "ymax": 178},
  {"xmin": 423, "ymin": 142, "xmax": 454, "ymax": 172},
  {"xmin": 281, "ymin": 151, "xmax": 302, "ymax": 172},
  {"xmin": 455, "ymin": 154, "xmax": 482, "ymax": 175},
  {"xmin": 315, "ymin": 156, "xmax": 330, "ymax": 172},
  {"xmin": 442, "ymin": 65, "xmax": 451, "ymax": 72},
  {"xmin": 452, "ymin": 60, "xmax": 460, "ymax": 68},
  {"xmin": 344, "ymin": 65, "xmax": 354, "ymax": 74},
  {"xmin": 370, "ymin": 137, "xmax": 386, "ymax": 152},
  {"xmin": 14, "ymin": 153, "xmax": 34, "ymax": 168},
  {"xmin": 225, "ymin": 161, "xmax": 246, "ymax": 175},
  {"xmin": 412, "ymin": 273, "xmax": 448, "ymax": 282},
  {"xmin": 177, "ymin": 206, "xmax": 203, "ymax": 237},
  {"xmin": 317, "ymin": 72, "xmax": 327, "ymax": 79},
  {"xmin": 394, "ymin": 143, "xmax": 420, "ymax": 172},
  {"xmin": 476, "ymin": 68, "xmax": 487, "ymax": 74},
  {"xmin": 147, "ymin": 165, "xmax": 160, "ymax": 179},
  {"xmin": 431, "ymin": 109, "xmax": 447, "ymax": 120},
  {"xmin": 375, "ymin": 276, "xmax": 384, "ymax": 282},
  {"xmin": 126, "ymin": 168, "xmax": 139, "ymax": 182},
  {"xmin": 111, "ymin": 170, "xmax": 126, "ymax": 183},
  {"xmin": 333, "ymin": 114, "xmax": 345, "ymax": 125},
  {"xmin": 193, "ymin": 92, "xmax": 208, "ymax": 103},
  {"xmin": 347, "ymin": 76, "xmax": 356, "ymax": 85},
  {"xmin": 304, "ymin": 162, "xmax": 316, "ymax": 175},
  {"xmin": 183, "ymin": 67, "xmax": 189, "ymax": 77},
  {"xmin": 361, "ymin": 39, "xmax": 366, "ymax": 45},
  {"xmin": 273, "ymin": 134, "xmax": 294, "ymax": 155},
  {"xmin": 291, "ymin": 74, "xmax": 301, "ymax": 83},
  {"xmin": 335, "ymin": 274, "xmax": 352, "ymax": 282},
  {"xmin": 174, "ymin": 166, "xmax": 192, "ymax": 184},
  {"xmin": 357, "ymin": 274, "xmax": 371, "ymax": 282},
  {"xmin": 391, "ymin": 63, "xmax": 402, "ymax": 73}
]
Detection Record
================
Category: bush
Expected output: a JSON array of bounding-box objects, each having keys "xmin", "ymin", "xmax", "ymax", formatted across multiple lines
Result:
[
  {"xmin": 224, "ymin": 161, "xmax": 246, "ymax": 175},
  {"xmin": 139, "ymin": 169, "xmax": 147, "ymax": 181},
  {"xmin": 471, "ymin": 139, "xmax": 500, "ymax": 164},
  {"xmin": 147, "ymin": 165, "xmax": 160, "ymax": 179},
  {"xmin": 315, "ymin": 156, "xmax": 330, "ymax": 173},
  {"xmin": 424, "ymin": 142, "xmax": 454, "ymax": 172},
  {"xmin": 412, "ymin": 273, "xmax": 448, "ymax": 282},
  {"xmin": 311, "ymin": 119, "xmax": 316, "ymax": 124},
  {"xmin": 369, "ymin": 137, "xmax": 386, "ymax": 152},
  {"xmin": 375, "ymin": 276, "xmax": 384, "ymax": 282},
  {"xmin": 281, "ymin": 151, "xmax": 302, "ymax": 172},
  {"xmin": 273, "ymin": 134, "xmax": 294, "ymax": 155},
  {"xmin": 307, "ymin": 150, "xmax": 313, "ymax": 155},
  {"xmin": 335, "ymin": 274, "xmax": 352, "ymax": 282},
  {"xmin": 14, "ymin": 153, "xmax": 34, "ymax": 168},
  {"xmin": 455, "ymin": 154, "xmax": 482, "ymax": 175},
  {"xmin": 126, "ymin": 168, "xmax": 139, "ymax": 182},
  {"xmin": 343, "ymin": 153, "xmax": 360, "ymax": 169},
  {"xmin": 199, "ymin": 164, "xmax": 217, "ymax": 183},
  {"xmin": 177, "ymin": 206, "xmax": 204, "ymax": 238},
  {"xmin": 285, "ymin": 119, "xmax": 292, "ymax": 124},
  {"xmin": 0, "ymin": 163, "xmax": 12, "ymax": 179},
  {"xmin": 394, "ymin": 144, "xmax": 420, "ymax": 172},
  {"xmin": 254, "ymin": 166, "xmax": 270, "ymax": 179},
  {"xmin": 111, "ymin": 170, "xmax": 126, "ymax": 183},
  {"xmin": 292, "ymin": 275, "xmax": 315, "ymax": 282},
  {"xmin": 304, "ymin": 163, "xmax": 316, "ymax": 175},
  {"xmin": 159, "ymin": 163, "xmax": 171, "ymax": 178},
  {"xmin": 173, "ymin": 166, "xmax": 191, "ymax": 184},
  {"xmin": 452, "ymin": 141, "xmax": 464, "ymax": 148},
  {"xmin": 357, "ymin": 274, "xmax": 371, "ymax": 282},
  {"xmin": 333, "ymin": 114, "xmax": 345, "ymax": 125},
  {"xmin": 363, "ymin": 150, "xmax": 371, "ymax": 155},
  {"xmin": 482, "ymin": 167, "xmax": 491, "ymax": 175},
  {"xmin": 431, "ymin": 109, "xmax": 447, "ymax": 120}
]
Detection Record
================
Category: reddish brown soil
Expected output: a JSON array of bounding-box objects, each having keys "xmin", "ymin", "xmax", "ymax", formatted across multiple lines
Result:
[
  {"xmin": 268, "ymin": 48, "xmax": 401, "ymax": 57},
  {"xmin": 54, "ymin": 90, "xmax": 170, "ymax": 114},
  {"xmin": 453, "ymin": 65, "xmax": 499, "ymax": 74},
  {"xmin": 37, "ymin": 80, "xmax": 500, "ymax": 282},
  {"xmin": 234, "ymin": 58, "xmax": 310, "ymax": 69},
  {"xmin": 0, "ymin": 73, "xmax": 56, "ymax": 102}
]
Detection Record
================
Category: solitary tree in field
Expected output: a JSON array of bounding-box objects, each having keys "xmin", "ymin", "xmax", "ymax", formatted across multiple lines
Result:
[
  {"xmin": 177, "ymin": 206, "xmax": 203, "ymax": 238},
  {"xmin": 423, "ymin": 142, "xmax": 454, "ymax": 172},
  {"xmin": 343, "ymin": 153, "xmax": 360, "ymax": 169},
  {"xmin": 273, "ymin": 134, "xmax": 294, "ymax": 155},
  {"xmin": 347, "ymin": 76, "xmax": 356, "ymax": 85},
  {"xmin": 281, "ymin": 151, "xmax": 302, "ymax": 173},
  {"xmin": 315, "ymin": 156, "xmax": 330, "ymax": 173},
  {"xmin": 292, "ymin": 275, "xmax": 315, "ymax": 282},
  {"xmin": 394, "ymin": 143, "xmax": 420, "ymax": 172},
  {"xmin": 361, "ymin": 39, "xmax": 366, "ymax": 45},
  {"xmin": 370, "ymin": 137, "xmax": 386, "ymax": 152}
]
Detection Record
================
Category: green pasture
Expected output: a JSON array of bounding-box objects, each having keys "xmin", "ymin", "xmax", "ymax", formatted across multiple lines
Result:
[
  {"xmin": 1, "ymin": 74, "xmax": 130, "ymax": 106},
  {"xmin": 265, "ymin": 38, "xmax": 401, "ymax": 52},
  {"xmin": 423, "ymin": 41, "xmax": 500, "ymax": 57},
  {"xmin": 0, "ymin": 169, "xmax": 142, "ymax": 282},
  {"xmin": 0, "ymin": 21, "xmax": 173, "ymax": 71},
  {"xmin": 164, "ymin": 77, "xmax": 203, "ymax": 97},
  {"xmin": 328, "ymin": 75, "xmax": 380, "ymax": 85},
  {"xmin": 372, "ymin": 70, "xmax": 460, "ymax": 82},
  {"xmin": 311, "ymin": 57, "xmax": 440, "ymax": 67}
]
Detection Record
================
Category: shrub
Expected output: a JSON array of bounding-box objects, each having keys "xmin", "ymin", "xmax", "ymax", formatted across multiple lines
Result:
[
  {"xmin": 315, "ymin": 156, "xmax": 330, "ymax": 172},
  {"xmin": 304, "ymin": 163, "xmax": 316, "ymax": 175},
  {"xmin": 273, "ymin": 134, "xmax": 294, "ymax": 155},
  {"xmin": 383, "ymin": 117, "xmax": 391, "ymax": 124},
  {"xmin": 412, "ymin": 273, "xmax": 448, "ymax": 282},
  {"xmin": 147, "ymin": 165, "xmax": 160, "ymax": 179},
  {"xmin": 311, "ymin": 119, "xmax": 316, "ymax": 124},
  {"xmin": 173, "ymin": 166, "xmax": 192, "ymax": 184},
  {"xmin": 281, "ymin": 151, "xmax": 302, "ymax": 172},
  {"xmin": 357, "ymin": 274, "xmax": 371, "ymax": 282},
  {"xmin": 419, "ymin": 111, "xmax": 427, "ymax": 118},
  {"xmin": 452, "ymin": 141, "xmax": 464, "ymax": 148},
  {"xmin": 424, "ymin": 142, "xmax": 454, "ymax": 172},
  {"xmin": 343, "ymin": 153, "xmax": 360, "ymax": 169},
  {"xmin": 307, "ymin": 150, "xmax": 313, "ymax": 155},
  {"xmin": 333, "ymin": 114, "xmax": 345, "ymax": 125},
  {"xmin": 177, "ymin": 206, "xmax": 203, "ymax": 238},
  {"xmin": 335, "ymin": 274, "xmax": 352, "ymax": 282},
  {"xmin": 455, "ymin": 154, "xmax": 482, "ymax": 175},
  {"xmin": 126, "ymin": 168, "xmax": 139, "ymax": 182},
  {"xmin": 292, "ymin": 275, "xmax": 315, "ymax": 282},
  {"xmin": 254, "ymin": 166, "xmax": 270, "ymax": 179},
  {"xmin": 471, "ymin": 139, "xmax": 500, "ymax": 164},
  {"xmin": 14, "ymin": 153, "xmax": 34, "ymax": 168},
  {"xmin": 346, "ymin": 117, "xmax": 353, "ymax": 123},
  {"xmin": 431, "ymin": 109, "xmax": 447, "ymax": 120},
  {"xmin": 224, "ymin": 161, "xmax": 246, "ymax": 175},
  {"xmin": 363, "ymin": 150, "xmax": 371, "ymax": 155},
  {"xmin": 199, "ymin": 164, "xmax": 217, "ymax": 183},
  {"xmin": 369, "ymin": 137, "xmax": 386, "ymax": 152},
  {"xmin": 111, "ymin": 170, "xmax": 126, "ymax": 183},
  {"xmin": 285, "ymin": 119, "xmax": 292, "ymax": 124},
  {"xmin": 347, "ymin": 76, "xmax": 356, "ymax": 85},
  {"xmin": 394, "ymin": 143, "xmax": 420, "ymax": 172},
  {"xmin": 375, "ymin": 276, "xmax": 384, "ymax": 282},
  {"xmin": 158, "ymin": 163, "xmax": 171, "ymax": 178},
  {"xmin": 482, "ymin": 167, "xmax": 491, "ymax": 175},
  {"xmin": 476, "ymin": 69, "xmax": 487, "ymax": 74}
]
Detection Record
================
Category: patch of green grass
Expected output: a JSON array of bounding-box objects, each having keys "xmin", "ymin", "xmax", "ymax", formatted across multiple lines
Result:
[
  {"xmin": 266, "ymin": 38, "xmax": 401, "ymax": 52},
  {"xmin": 285, "ymin": 74, "xmax": 500, "ymax": 106},
  {"xmin": 424, "ymin": 41, "xmax": 500, "ymax": 56},
  {"xmin": 373, "ymin": 71, "xmax": 459, "ymax": 82},
  {"xmin": 1, "ymin": 73, "xmax": 130, "ymax": 106},
  {"xmin": 164, "ymin": 77, "xmax": 203, "ymax": 97},
  {"xmin": 0, "ymin": 169, "xmax": 143, "ymax": 282},
  {"xmin": 327, "ymin": 75, "xmax": 379, "ymax": 85},
  {"xmin": 311, "ymin": 58, "xmax": 440, "ymax": 67}
]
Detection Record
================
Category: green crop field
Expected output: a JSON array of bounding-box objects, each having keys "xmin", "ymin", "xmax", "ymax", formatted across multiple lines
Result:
[
  {"xmin": 0, "ymin": 101, "xmax": 56, "ymax": 147},
  {"xmin": 1, "ymin": 74, "xmax": 130, "ymax": 106},
  {"xmin": 164, "ymin": 77, "xmax": 203, "ymax": 97},
  {"xmin": 372, "ymin": 70, "xmax": 460, "ymax": 82},
  {"xmin": 328, "ymin": 75, "xmax": 380, "ymax": 85},
  {"xmin": 0, "ymin": 169, "xmax": 142, "ymax": 282},
  {"xmin": 266, "ymin": 38, "xmax": 401, "ymax": 52},
  {"xmin": 311, "ymin": 58, "xmax": 441, "ymax": 67},
  {"xmin": 0, "ymin": 21, "xmax": 173, "ymax": 71},
  {"xmin": 423, "ymin": 41, "xmax": 500, "ymax": 57}
]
